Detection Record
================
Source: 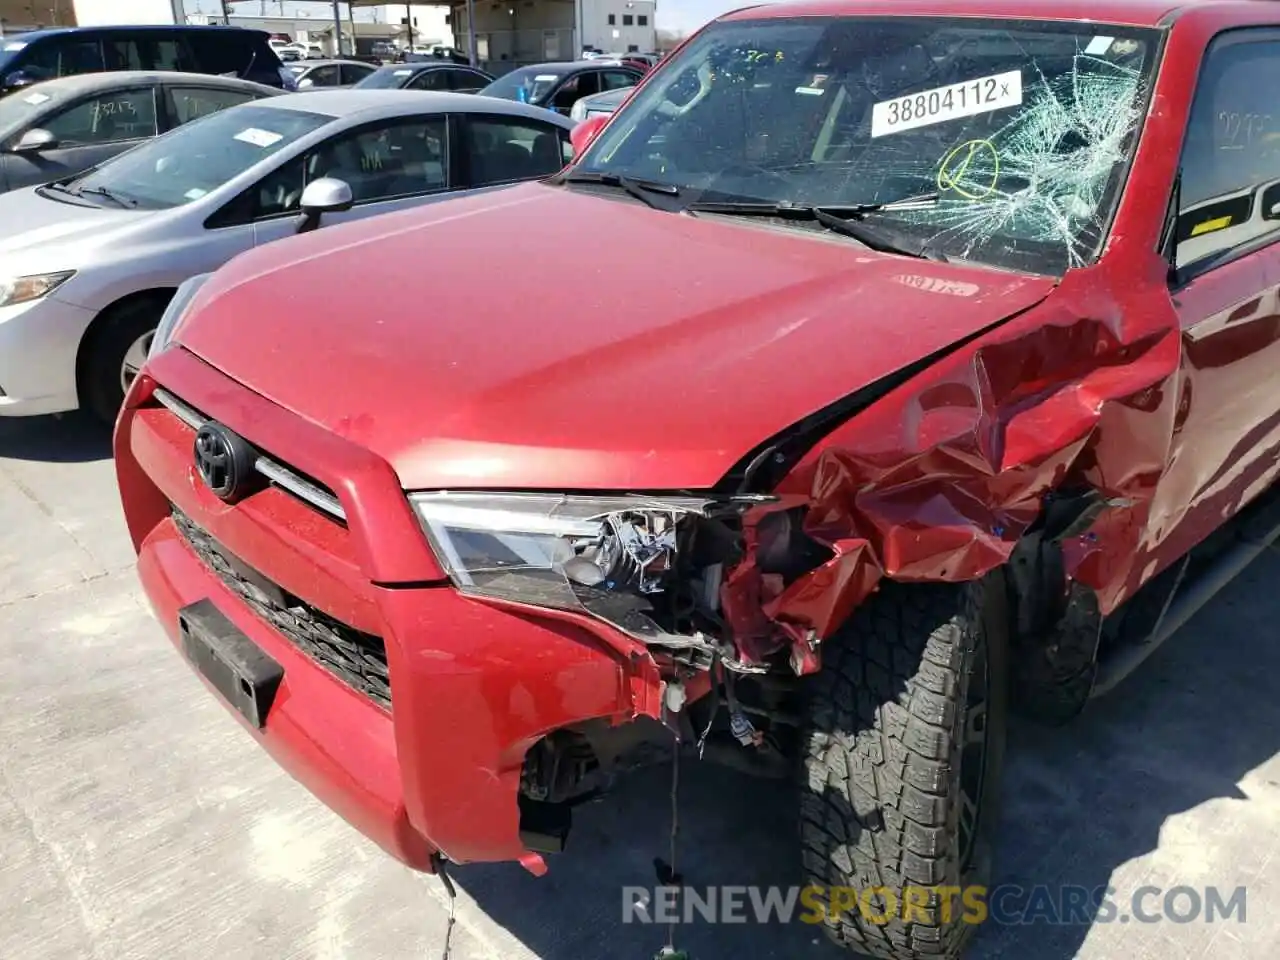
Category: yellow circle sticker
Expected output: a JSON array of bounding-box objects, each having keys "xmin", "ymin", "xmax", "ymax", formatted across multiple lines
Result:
[{"xmin": 937, "ymin": 140, "xmax": 1000, "ymax": 200}]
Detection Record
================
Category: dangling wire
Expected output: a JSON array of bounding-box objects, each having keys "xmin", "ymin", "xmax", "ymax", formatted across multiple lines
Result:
[{"xmin": 436, "ymin": 856, "xmax": 458, "ymax": 960}]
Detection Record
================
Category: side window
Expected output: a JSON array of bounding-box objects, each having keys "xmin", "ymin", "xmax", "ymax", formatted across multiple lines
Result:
[
  {"xmin": 341, "ymin": 64, "xmax": 373, "ymax": 85},
  {"xmin": 303, "ymin": 117, "xmax": 448, "ymax": 205},
  {"xmin": 410, "ymin": 69, "xmax": 451, "ymax": 91},
  {"xmin": 170, "ymin": 86, "xmax": 260, "ymax": 126},
  {"xmin": 300, "ymin": 65, "xmax": 339, "ymax": 87},
  {"xmin": 450, "ymin": 70, "xmax": 488, "ymax": 92},
  {"xmin": 551, "ymin": 73, "xmax": 594, "ymax": 111},
  {"xmin": 1177, "ymin": 36, "xmax": 1280, "ymax": 270},
  {"xmin": 17, "ymin": 38, "xmax": 104, "ymax": 82},
  {"xmin": 466, "ymin": 116, "xmax": 568, "ymax": 186},
  {"xmin": 42, "ymin": 88, "xmax": 159, "ymax": 146},
  {"xmin": 108, "ymin": 36, "xmax": 192, "ymax": 72},
  {"xmin": 187, "ymin": 34, "xmax": 249, "ymax": 75},
  {"xmin": 601, "ymin": 70, "xmax": 638, "ymax": 91}
]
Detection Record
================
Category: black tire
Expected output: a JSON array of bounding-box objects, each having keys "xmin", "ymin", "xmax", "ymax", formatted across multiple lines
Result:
[
  {"xmin": 800, "ymin": 575, "xmax": 1009, "ymax": 959},
  {"xmin": 81, "ymin": 297, "xmax": 166, "ymax": 425}
]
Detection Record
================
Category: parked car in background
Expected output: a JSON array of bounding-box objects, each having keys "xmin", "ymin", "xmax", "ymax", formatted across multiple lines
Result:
[
  {"xmin": 112, "ymin": 6, "xmax": 1280, "ymax": 960},
  {"xmin": 619, "ymin": 53, "xmax": 659, "ymax": 72},
  {"xmin": 0, "ymin": 25, "xmax": 293, "ymax": 96},
  {"xmin": 0, "ymin": 71, "xmax": 280, "ymax": 195},
  {"xmin": 413, "ymin": 45, "xmax": 469, "ymax": 65},
  {"xmin": 568, "ymin": 84, "xmax": 631, "ymax": 122},
  {"xmin": 282, "ymin": 42, "xmax": 324, "ymax": 61},
  {"xmin": 478, "ymin": 61, "xmax": 642, "ymax": 115},
  {"xmin": 355, "ymin": 61, "xmax": 493, "ymax": 93},
  {"xmin": 0, "ymin": 90, "xmax": 574, "ymax": 422},
  {"xmin": 287, "ymin": 59, "xmax": 377, "ymax": 89}
]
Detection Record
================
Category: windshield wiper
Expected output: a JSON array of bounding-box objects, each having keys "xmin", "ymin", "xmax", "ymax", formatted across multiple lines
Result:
[
  {"xmin": 684, "ymin": 193, "xmax": 947, "ymax": 261},
  {"xmin": 70, "ymin": 184, "xmax": 137, "ymax": 208},
  {"xmin": 558, "ymin": 171, "xmax": 682, "ymax": 212}
]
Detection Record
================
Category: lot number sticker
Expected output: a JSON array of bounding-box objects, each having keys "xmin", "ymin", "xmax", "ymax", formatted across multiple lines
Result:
[
  {"xmin": 234, "ymin": 127, "xmax": 283, "ymax": 148},
  {"xmin": 871, "ymin": 69, "xmax": 1022, "ymax": 138}
]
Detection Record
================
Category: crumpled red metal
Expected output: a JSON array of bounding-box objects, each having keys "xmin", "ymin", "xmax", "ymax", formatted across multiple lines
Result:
[{"xmin": 720, "ymin": 257, "xmax": 1187, "ymax": 672}]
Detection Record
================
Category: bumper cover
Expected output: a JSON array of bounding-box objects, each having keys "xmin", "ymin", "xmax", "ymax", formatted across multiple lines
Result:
[{"xmin": 117, "ymin": 347, "xmax": 666, "ymax": 871}]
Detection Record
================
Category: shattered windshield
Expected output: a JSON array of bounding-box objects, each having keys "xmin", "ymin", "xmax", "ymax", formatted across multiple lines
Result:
[{"xmin": 578, "ymin": 17, "xmax": 1160, "ymax": 275}]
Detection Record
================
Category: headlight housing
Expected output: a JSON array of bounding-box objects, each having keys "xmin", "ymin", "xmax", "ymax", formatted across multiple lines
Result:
[
  {"xmin": 409, "ymin": 491, "xmax": 738, "ymax": 647},
  {"xmin": 150, "ymin": 272, "xmax": 212, "ymax": 358},
  {"xmin": 0, "ymin": 271, "xmax": 74, "ymax": 308}
]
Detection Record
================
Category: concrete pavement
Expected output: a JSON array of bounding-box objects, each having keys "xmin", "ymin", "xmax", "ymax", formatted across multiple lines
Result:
[{"xmin": 1, "ymin": 411, "xmax": 1277, "ymax": 960}]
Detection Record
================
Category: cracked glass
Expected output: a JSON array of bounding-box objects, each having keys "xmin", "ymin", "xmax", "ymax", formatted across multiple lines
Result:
[{"xmin": 580, "ymin": 17, "xmax": 1160, "ymax": 275}]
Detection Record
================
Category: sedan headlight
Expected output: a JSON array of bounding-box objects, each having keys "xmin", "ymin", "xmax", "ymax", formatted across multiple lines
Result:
[
  {"xmin": 409, "ymin": 491, "xmax": 735, "ymax": 644},
  {"xmin": 0, "ymin": 271, "xmax": 74, "ymax": 308},
  {"xmin": 150, "ymin": 272, "xmax": 212, "ymax": 358}
]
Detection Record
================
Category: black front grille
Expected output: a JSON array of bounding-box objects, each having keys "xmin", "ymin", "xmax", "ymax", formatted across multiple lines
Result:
[{"xmin": 172, "ymin": 509, "xmax": 391, "ymax": 710}]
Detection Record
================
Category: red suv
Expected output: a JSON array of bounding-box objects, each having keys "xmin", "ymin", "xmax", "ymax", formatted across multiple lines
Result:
[{"xmin": 116, "ymin": 2, "xmax": 1280, "ymax": 957}]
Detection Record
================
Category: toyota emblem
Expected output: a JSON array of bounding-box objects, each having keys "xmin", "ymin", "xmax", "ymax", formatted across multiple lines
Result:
[{"xmin": 193, "ymin": 422, "xmax": 257, "ymax": 502}]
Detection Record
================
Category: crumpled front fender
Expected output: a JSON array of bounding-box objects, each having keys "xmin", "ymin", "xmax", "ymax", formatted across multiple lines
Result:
[{"xmin": 721, "ymin": 255, "xmax": 1183, "ymax": 671}]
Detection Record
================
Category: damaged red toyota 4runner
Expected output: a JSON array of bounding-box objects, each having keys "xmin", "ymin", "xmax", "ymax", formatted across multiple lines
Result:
[{"xmin": 115, "ymin": 0, "xmax": 1280, "ymax": 956}]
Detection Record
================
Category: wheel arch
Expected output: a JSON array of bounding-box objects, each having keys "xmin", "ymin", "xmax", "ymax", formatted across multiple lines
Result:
[{"xmin": 74, "ymin": 287, "xmax": 176, "ymax": 408}]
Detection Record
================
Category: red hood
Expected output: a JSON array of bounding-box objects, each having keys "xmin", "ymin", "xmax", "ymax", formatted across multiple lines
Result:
[{"xmin": 179, "ymin": 183, "xmax": 1056, "ymax": 490}]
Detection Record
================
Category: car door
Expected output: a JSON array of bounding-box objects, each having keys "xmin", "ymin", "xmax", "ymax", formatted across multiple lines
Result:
[
  {"xmin": 245, "ymin": 114, "xmax": 454, "ymax": 245},
  {"xmin": 1151, "ymin": 27, "xmax": 1280, "ymax": 562},
  {"xmin": 3, "ymin": 86, "xmax": 159, "ymax": 191},
  {"xmin": 460, "ymin": 112, "xmax": 573, "ymax": 189}
]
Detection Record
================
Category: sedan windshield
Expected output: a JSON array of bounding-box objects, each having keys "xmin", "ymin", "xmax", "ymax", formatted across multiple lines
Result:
[
  {"xmin": 0, "ymin": 84, "xmax": 64, "ymax": 139},
  {"xmin": 63, "ymin": 105, "xmax": 331, "ymax": 209},
  {"xmin": 579, "ymin": 17, "xmax": 1160, "ymax": 275},
  {"xmin": 480, "ymin": 66, "xmax": 565, "ymax": 105}
]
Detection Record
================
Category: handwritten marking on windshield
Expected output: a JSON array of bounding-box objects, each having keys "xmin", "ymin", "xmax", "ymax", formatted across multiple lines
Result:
[
  {"xmin": 871, "ymin": 69, "xmax": 1023, "ymax": 138},
  {"xmin": 937, "ymin": 140, "xmax": 1001, "ymax": 200}
]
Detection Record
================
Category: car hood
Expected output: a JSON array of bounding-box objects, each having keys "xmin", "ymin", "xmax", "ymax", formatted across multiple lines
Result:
[
  {"xmin": 179, "ymin": 183, "xmax": 1057, "ymax": 491},
  {"xmin": 0, "ymin": 186, "xmax": 155, "ymax": 268}
]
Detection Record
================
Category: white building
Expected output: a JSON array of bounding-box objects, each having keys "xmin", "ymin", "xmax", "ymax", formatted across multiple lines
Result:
[
  {"xmin": 365, "ymin": 3, "xmax": 453, "ymax": 47},
  {"xmin": 579, "ymin": 0, "xmax": 655, "ymax": 55}
]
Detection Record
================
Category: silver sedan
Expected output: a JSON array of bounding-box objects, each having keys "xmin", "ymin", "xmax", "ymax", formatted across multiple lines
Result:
[{"xmin": 0, "ymin": 89, "xmax": 575, "ymax": 422}]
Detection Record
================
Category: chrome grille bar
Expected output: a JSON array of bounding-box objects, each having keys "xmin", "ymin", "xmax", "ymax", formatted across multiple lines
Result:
[{"xmin": 153, "ymin": 387, "xmax": 347, "ymax": 522}]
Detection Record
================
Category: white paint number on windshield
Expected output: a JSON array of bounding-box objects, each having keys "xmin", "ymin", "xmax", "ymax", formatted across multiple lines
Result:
[{"xmin": 870, "ymin": 69, "xmax": 1022, "ymax": 138}]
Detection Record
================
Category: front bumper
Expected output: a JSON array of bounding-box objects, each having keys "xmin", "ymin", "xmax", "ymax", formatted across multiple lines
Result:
[
  {"xmin": 116, "ymin": 347, "xmax": 666, "ymax": 871},
  {"xmin": 0, "ymin": 295, "xmax": 96, "ymax": 417}
]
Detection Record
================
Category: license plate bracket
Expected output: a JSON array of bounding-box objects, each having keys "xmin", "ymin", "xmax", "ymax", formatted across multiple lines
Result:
[{"xmin": 179, "ymin": 598, "xmax": 283, "ymax": 729}]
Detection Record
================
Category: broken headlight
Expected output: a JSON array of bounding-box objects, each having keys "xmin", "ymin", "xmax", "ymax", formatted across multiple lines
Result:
[{"xmin": 409, "ymin": 492, "xmax": 731, "ymax": 644}]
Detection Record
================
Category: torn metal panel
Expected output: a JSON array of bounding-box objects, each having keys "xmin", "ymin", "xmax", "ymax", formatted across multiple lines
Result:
[{"xmin": 720, "ymin": 258, "xmax": 1187, "ymax": 671}]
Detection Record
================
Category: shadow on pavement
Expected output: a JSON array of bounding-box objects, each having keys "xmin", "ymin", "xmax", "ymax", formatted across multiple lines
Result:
[
  {"xmin": 0, "ymin": 412, "xmax": 112, "ymax": 463},
  {"xmin": 458, "ymin": 550, "xmax": 1280, "ymax": 960}
]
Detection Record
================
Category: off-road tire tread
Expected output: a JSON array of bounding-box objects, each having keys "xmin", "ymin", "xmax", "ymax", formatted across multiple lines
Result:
[{"xmin": 800, "ymin": 580, "xmax": 991, "ymax": 959}]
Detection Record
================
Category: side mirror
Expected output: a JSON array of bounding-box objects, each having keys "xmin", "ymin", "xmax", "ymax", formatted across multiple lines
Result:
[
  {"xmin": 297, "ymin": 177, "xmax": 353, "ymax": 234},
  {"xmin": 3, "ymin": 70, "xmax": 34, "ymax": 91},
  {"xmin": 11, "ymin": 128, "xmax": 58, "ymax": 154},
  {"xmin": 570, "ymin": 114, "xmax": 608, "ymax": 158},
  {"xmin": 297, "ymin": 77, "xmax": 314, "ymax": 88}
]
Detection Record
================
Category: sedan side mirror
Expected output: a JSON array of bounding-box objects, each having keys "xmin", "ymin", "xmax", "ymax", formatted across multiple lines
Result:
[
  {"xmin": 570, "ymin": 114, "xmax": 608, "ymax": 158},
  {"xmin": 11, "ymin": 128, "xmax": 58, "ymax": 154},
  {"xmin": 3, "ymin": 70, "xmax": 35, "ymax": 91},
  {"xmin": 297, "ymin": 177, "xmax": 354, "ymax": 233}
]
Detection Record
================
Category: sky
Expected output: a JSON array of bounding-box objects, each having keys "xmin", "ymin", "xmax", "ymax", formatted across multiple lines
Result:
[{"xmin": 188, "ymin": 0, "xmax": 748, "ymax": 35}]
